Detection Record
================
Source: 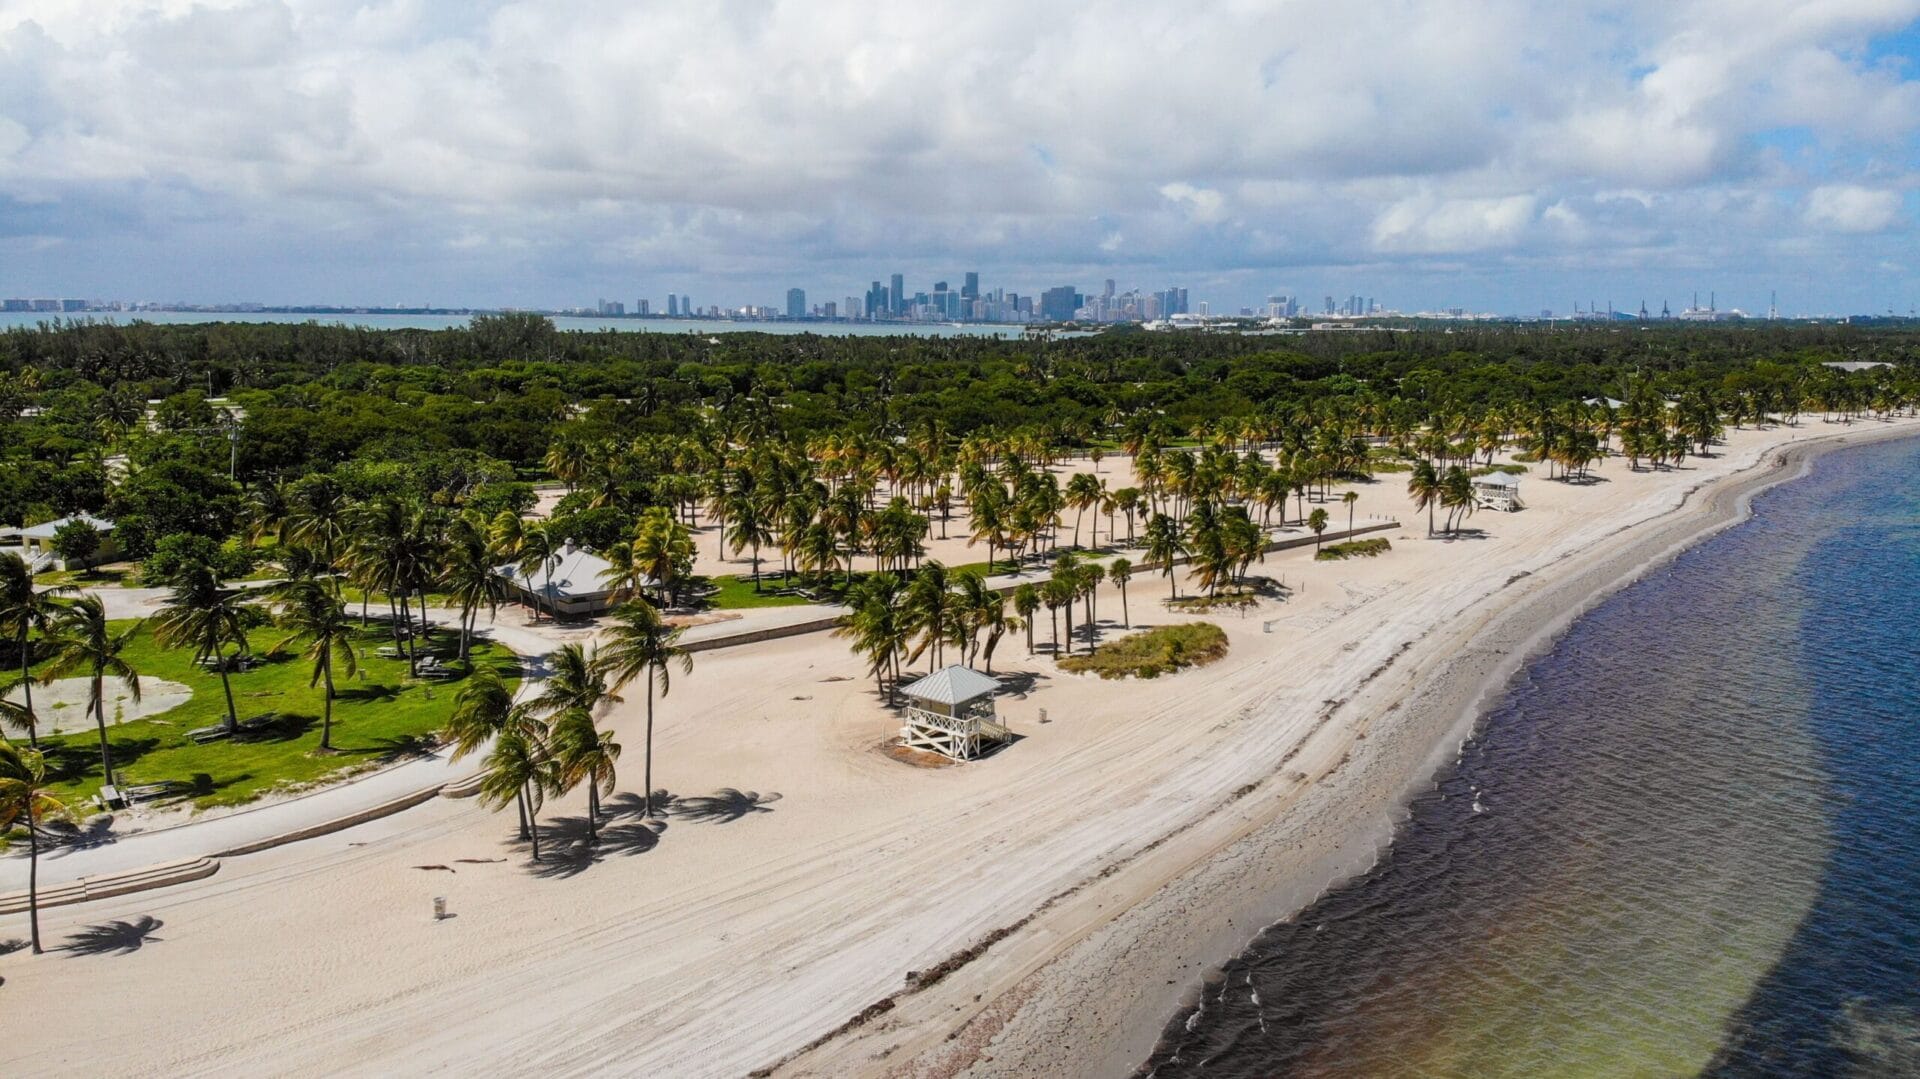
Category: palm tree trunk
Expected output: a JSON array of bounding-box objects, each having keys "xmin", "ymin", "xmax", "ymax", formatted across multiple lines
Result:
[
  {"xmin": 516, "ymin": 785, "xmax": 530, "ymax": 838},
  {"xmin": 19, "ymin": 650, "xmax": 36, "ymax": 749},
  {"xmin": 28, "ymin": 816, "xmax": 42, "ymax": 953},
  {"xmin": 217, "ymin": 647, "xmax": 240, "ymax": 732},
  {"xmin": 586, "ymin": 785, "xmax": 599, "ymax": 843},
  {"xmin": 320, "ymin": 654, "xmax": 335, "ymax": 750},
  {"xmin": 1120, "ymin": 586, "xmax": 1129, "ymax": 628},
  {"xmin": 643, "ymin": 681, "xmax": 657, "ymax": 819},
  {"xmin": 92, "ymin": 675, "xmax": 115, "ymax": 788},
  {"xmin": 528, "ymin": 791, "xmax": 542, "ymax": 861}
]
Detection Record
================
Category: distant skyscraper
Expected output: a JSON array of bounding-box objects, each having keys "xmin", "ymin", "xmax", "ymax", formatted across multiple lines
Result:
[
  {"xmin": 1103, "ymin": 278, "xmax": 1116, "ymax": 300},
  {"xmin": 667, "ymin": 294, "xmax": 679, "ymax": 317},
  {"xmin": 786, "ymin": 288, "xmax": 806, "ymax": 319},
  {"xmin": 962, "ymin": 272, "xmax": 979, "ymax": 302},
  {"xmin": 890, "ymin": 273, "xmax": 905, "ymax": 316},
  {"xmin": 638, "ymin": 299, "xmax": 650, "ymax": 316},
  {"xmin": 1040, "ymin": 286, "xmax": 1079, "ymax": 322}
]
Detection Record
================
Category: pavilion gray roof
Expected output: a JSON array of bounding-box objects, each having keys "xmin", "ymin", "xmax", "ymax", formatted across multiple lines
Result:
[
  {"xmin": 11, "ymin": 513, "xmax": 116, "ymax": 539},
  {"xmin": 899, "ymin": 665, "xmax": 1001, "ymax": 707},
  {"xmin": 493, "ymin": 544, "xmax": 646, "ymax": 601},
  {"xmin": 1474, "ymin": 472, "xmax": 1521, "ymax": 488}
]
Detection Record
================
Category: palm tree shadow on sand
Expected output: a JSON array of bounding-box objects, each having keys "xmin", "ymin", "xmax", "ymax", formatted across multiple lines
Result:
[
  {"xmin": 655, "ymin": 788, "xmax": 782, "ymax": 824},
  {"xmin": 519, "ymin": 814, "xmax": 666, "ymax": 880},
  {"xmin": 60, "ymin": 916, "xmax": 163, "ymax": 957}
]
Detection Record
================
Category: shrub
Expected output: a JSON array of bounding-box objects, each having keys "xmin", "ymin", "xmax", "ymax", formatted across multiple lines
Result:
[
  {"xmin": 1316, "ymin": 538, "xmax": 1392, "ymax": 561},
  {"xmin": 1057, "ymin": 622, "xmax": 1228, "ymax": 679}
]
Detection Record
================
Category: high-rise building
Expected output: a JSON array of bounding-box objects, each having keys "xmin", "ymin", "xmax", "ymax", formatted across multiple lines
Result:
[
  {"xmin": 890, "ymin": 273, "xmax": 905, "ymax": 316},
  {"xmin": 637, "ymin": 299, "xmax": 650, "ymax": 316},
  {"xmin": 1103, "ymin": 279, "xmax": 1116, "ymax": 300},
  {"xmin": 786, "ymin": 288, "xmax": 806, "ymax": 319},
  {"xmin": 1040, "ymin": 286, "xmax": 1079, "ymax": 322},
  {"xmin": 667, "ymin": 294, "xmax": 679, "ymax": 317},
  {"xmin": 962, "ymin": 272, "xmax": 979, "ymax": 303}
]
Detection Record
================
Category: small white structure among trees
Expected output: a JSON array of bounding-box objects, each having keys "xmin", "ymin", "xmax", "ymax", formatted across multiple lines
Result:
[
  {"xmin": 1472, "ymin": 471, "xmax": 1522, "ymax": 511},
  {"xmin": 898, "ymin": 665, "xmax": 1010, "ymax": 761}
]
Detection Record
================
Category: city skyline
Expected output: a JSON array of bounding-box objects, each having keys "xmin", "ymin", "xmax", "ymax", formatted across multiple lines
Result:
[{"xmin": 2, "ymin": 2, "xmax": 1918, "ymax": 315}]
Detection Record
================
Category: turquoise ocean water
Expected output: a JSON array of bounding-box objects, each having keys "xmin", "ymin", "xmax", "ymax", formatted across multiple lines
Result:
[{"xmin": 1147, "ymin": 433, "xmax": 1920, "ymax": 1077}]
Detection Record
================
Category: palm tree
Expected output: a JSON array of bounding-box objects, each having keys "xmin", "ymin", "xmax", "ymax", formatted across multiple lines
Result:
[
  {"xmin": 1066, "ymin": 472, "xmax": 1104, "ymax": 548},
  {"xmin": 1109, "ymin": 557, "xmax": 1133, "ymax": 628},
  {"xmin": 479, "ymin": 726, "xmax": 551, "ymax": 860},
  {"xmin": 1144, "ymin": 512, "xmax": 1185, "ymax": 599},
  {"xmin": 444, "ymin": 667, "xmax": 536, "ymax": 837},
  {"xmin": 38, "ymin": 596, "xmax": 142, "ymax": 790},
  {"xmin": 271, "ymin": 580, "xmax": 358, "ymax": 751},
  {"xmin": 1441, "ymin": 466, "xmax": 1477, "ymax": 536},
  {"xmin": 526, "ymin": 643, "xmax": 619, "ymax": 723},
  {"xmin": 514, "ymin": 521, "xmax": 559, "ymax": 621},
  {"xmin": 440, "ymin": 514, "xmax": 505, "ymax": 666},
  {"xmin": 1342, "ymin": 490, "xmax": 1359, "ymax": 536},
  {"xmin": 151, "ymin": 566, "xmax": 252, "ymax": 734},
  {"xmin": 1407, "ymin": 460, "xmax": 1441, "ymax": 537},
  {"xmin": 1042, "ymin": 576, "xmax": 1073, "ymax": 655},
  {"xmin": 0, "ymin": 739, "xmax": 71, "ymax": 954},
  {"xmin": 549, "ymin": 707, "xmax": 621, "ymax": 842},
  {"xmin": 724, "ymin": 491, "xmax": 774, "ymax": 591},
  {"xmin": 836, "ymin": 573, "xmax": 909, "ymax": 701},
  {"xmin": 0, "ymin": 552, "xmax": 70, "ymax": 748},
  {"xmin": 632, "ymin": 507, "xmax": 696, "ymax": 607},
  {"xmin": 1012, "ymin": 582, "xmax": 1040, "ymax": 654},
  {"xmin": 1308, "ymin": 507, "xmax": 1330, "ymax": 552},
  {"xmin": 596, "ymin": 600, "xmax": 690, "ymax": 819},
  {"xmin": 905, "ymin": 560, "xmax": 958, "ymax": 668}
]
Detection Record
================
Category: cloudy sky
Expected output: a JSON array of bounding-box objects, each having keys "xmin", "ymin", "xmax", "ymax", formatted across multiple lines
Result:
[{"xmin": 2, "ymin": 0, "xmax": 1919, "ymax": 315}]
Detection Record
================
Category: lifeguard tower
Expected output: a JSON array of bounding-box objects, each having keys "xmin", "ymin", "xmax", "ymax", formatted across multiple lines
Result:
[
  {"xmin": 1472, "ymin": 471, "xmax": 1522, "ymax": 511},
  {"xmin": 898, "ymin": 665, "xmax": 1011, "ymax": 761}
]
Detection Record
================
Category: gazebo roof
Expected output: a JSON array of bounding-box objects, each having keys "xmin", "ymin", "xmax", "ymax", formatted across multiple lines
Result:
[
  {"xmin": 492, "ymin": 544, "xmax": 646, "ymax": 601},
  {"xmin": 1473, "ymin": 472, "xmax": 1521, "ymax": 488},
  {"xmin": 899, "ymin": 665, "xmax": 1001, "ymax": 707},
  {"xmin": 13, "ymin": 513, "xmax": 116, "ymax": 539}
]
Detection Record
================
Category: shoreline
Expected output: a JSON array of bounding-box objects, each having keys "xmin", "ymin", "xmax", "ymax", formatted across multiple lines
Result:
[{"xmin": 777, "ymin": 420, "xmax": 1920, "ymax": 1078}]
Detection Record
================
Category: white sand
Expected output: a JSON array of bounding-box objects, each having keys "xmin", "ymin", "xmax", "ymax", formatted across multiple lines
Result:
[
  {"xmin": 3, "ymin": 419, "xmax": 1914, "ymax": 1079},
  {"xmin": 2, "ymin": 677, "xmax": 192, "ymax": 737}
]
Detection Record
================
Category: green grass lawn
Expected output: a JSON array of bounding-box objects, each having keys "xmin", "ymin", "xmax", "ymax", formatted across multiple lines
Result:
[
  {"xmin": 22, "ymin": 620, "xmax": 519, "ymax": 812},
  {"xmin": 701, "ymin": 573, "xmax": 817, "ymax": 609}
]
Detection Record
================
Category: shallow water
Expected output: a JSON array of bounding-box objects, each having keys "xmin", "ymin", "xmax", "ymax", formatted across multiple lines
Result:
[{"xmin": 1145, "ymin": 434, "xmax": 1920, "ymax": 1078}]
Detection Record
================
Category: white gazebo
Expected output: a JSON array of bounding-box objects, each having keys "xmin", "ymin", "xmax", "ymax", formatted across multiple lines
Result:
[
  {"xmin": 898, "ymin": 665, "xmax": 1010, "ymax": 761},
  {"xmin": 2, "ymin": 513, "xmax": 120, "ymax": 571},
  {"xmin": 492, "ymin": 542, "xmax": 641, "ymax": 618},
  {"xmin": 1472, "ymin": 471, "xmax": 1522, "ymax": 511}
]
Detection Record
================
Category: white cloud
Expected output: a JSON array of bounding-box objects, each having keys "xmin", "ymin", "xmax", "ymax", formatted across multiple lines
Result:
[
  {"xmin": 1804, "ymin": 184, "xmax": 1904, "ymax": 233},
  {"xmin": 0, "ymin": 0, "xmax": 1915, "ymax": 309},
  {"xmin": 1371, "ymin": 195, "xmax": 1539, "ymax": 254},
  {"xmin": 1159, "ymin": 183, "xmax": 1227, "ymax": 224}
]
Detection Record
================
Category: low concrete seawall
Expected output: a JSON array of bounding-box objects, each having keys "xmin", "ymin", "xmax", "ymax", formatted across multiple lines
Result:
[{"xmin": 0, "ymin": 857, "xmax": 220, "ymax": 916}]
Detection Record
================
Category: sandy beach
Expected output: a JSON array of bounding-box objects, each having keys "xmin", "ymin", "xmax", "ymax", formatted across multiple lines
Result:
[{"xmin": 4, "ymin": 418, "xmax": 1915, "ymax": 1078}]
